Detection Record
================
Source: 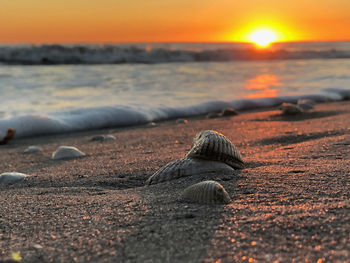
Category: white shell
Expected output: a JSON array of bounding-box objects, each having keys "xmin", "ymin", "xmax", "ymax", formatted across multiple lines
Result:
[
  {"xmin": 280, "ymin": 103, "xmax": 304, "ymax": 115},
  {"xmin": 52, "ymin": 146, "xmax": 85, "ymax": 160},
  {"xmin": 186, "ymin": 130, "xmax": 244, "ymax": 169},
  {"xmin": 0, "ymin": 172, "xmax": 29, "ymax": 184},
  {"xmin": 104, "ymin": 135, "xmax": 116, "ymax": 141},
  {"xmin": 181, "ymin": 180, "xmax": 231, "ymax": 204},
  {"xmin": 23, "ymin": 146, "xmax": 42, "ymax": 154},
  {"xmin": 297, "ymin": 99, "xmax": 315, "ymax": 111},
  {"xmin": 146, "ymin": 157, "xmax": 234, "ymax": 185}
]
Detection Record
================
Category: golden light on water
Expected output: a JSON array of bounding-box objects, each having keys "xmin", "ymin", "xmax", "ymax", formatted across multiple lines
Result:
[
  {"xmin": 244, "ymin": 74, "xmax": 282, "ymax": 99},
  {"xmin": 249, "ymin": 29, "xmax": 277, "ymax": 47}
]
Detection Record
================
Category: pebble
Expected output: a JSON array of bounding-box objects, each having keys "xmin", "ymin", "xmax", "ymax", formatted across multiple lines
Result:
[
  {"xmin": 103, "ymin": 135, "xmax": 116, "ymax": 141},
  {"xmin": 0, "ymin": 172, "xmax": 29, "ymax": 184},
  {"xmin": 91, "ymin": 135, "xmax": 105, "ymax": 141},
  {"xmin": 23, "ymin": 146, "xmax": 42, "ymax": 154},
  {"xmin": 145, "ymin": 122, "xmax": 157, "ymax": 128},
  {"xmin": 221, "ymin": 107, "xmax": 238, "ymax": 116},
  {"xmin": 33, "ymin": 244, "xmax": 43, "ymax": 249},
  {"xmin": 52, "ymin": 146, "xmax": 85, "ymax": 160}
]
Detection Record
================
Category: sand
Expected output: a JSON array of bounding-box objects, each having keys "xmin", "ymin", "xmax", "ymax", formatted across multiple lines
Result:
[{"xmin": 0, "ymin": 101, "xmax": 349, "ymax": 262}]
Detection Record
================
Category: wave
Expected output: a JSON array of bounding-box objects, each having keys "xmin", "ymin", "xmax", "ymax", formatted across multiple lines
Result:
[
  {"xmin": 0, "ymin": 88, "xmax": 349, "ymax": 138},
  {"xmin": 0, "ymin": 44, "xmax": 350, "ymax": 65}
]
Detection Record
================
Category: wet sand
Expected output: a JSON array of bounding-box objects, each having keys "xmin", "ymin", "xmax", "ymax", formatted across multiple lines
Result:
[{"xmin": 0, "ymin": 101, "xmax": 349, "ymax": 262}]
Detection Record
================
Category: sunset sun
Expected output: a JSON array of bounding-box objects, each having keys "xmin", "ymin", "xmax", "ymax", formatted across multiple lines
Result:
[{"xmin": 249, "ymin": 29, "xmax": 278, "ymax": 47}]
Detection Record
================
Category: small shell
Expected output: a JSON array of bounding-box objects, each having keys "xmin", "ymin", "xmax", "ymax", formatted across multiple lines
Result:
[
  {"xmin": 52, "ymin": 146, "xmax": 85, "ymax": 160},
  {"xmin": 0, "ymin": 172, "xmax": 29, "ymax": 184},
  {"xmin": 104, "ymin": 135, "xmax": 116, "ymax": 141},
  {"xmin": 91, "ymin": 135, "xmax": 105, "ymax": 141},
  {"xmin": 186, "ymin": 130, "xmax": 244, "ymax": 169},
  {"xmin": 280, "ymin": 103, "xmax": 304, "ymax": 115},
  {"xmin": 181, "ymin": 180, "xmax": 231, "ymax": 204},
  {"xmin": 297, "ymin": 99, "xmax": 315, "ymax": 111},
  {"xmin": 146, "ymin": 157, "xmax": 234, "ymax": 185},
  {"xmin": 23, "ymin": 146, "xmax": 42, "ymax": 154}
]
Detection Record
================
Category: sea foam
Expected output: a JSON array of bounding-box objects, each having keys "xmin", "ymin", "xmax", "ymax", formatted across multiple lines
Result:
[{"xmin": 0, "ymin": 88, "xmax": 348, "ymax": 139}]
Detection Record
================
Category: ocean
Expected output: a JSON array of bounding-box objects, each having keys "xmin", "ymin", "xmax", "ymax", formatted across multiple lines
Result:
[{"xmin": 0, "ymin": 41, "xmax": 349, "ymax": 138}]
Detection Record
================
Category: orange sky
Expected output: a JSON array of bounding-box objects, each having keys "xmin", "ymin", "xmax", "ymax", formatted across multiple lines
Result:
[{"xmin": 1, "ymin": 0, "xmax": 349, "ymax": 43}]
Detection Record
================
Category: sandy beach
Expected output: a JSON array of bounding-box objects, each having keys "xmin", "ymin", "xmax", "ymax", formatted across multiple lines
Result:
[{"xmin": 0, "ymin": 101, "xmax": 349, "ymax": 262}]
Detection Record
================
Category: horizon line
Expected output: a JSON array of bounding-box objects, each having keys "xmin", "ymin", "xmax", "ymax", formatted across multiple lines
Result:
[{"xmin": 0, "ymin": 39, "xmax": 349, "ymax": 45}]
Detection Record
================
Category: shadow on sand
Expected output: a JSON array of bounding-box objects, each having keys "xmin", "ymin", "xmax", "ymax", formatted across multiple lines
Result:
[{"xmin": 254, "ymin": 130, "xmax": 345, "ymax": 146}]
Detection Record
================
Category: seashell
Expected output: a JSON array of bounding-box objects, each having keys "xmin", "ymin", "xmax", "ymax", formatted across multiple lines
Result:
[
  {"xmin": 280, "ymin": 103, "xmax": 304, "ymax": 115},
  {"xmin": 221, "ymin": 107, "xmax": 238, "ymax": 117},
  {"xmin": 297, "ymin": 99, "xmax": 315, "ymax": 111},
  {"xmin": 23, "ymin": 146, "xmax": 42, "ymax": 154},
  {"xmin": 91, "ymin": 135, "xmax": 105, "ymax": 141},
  {"xmin": 0, "ymin": 172, "xmax": 29, "ymax": 184},
  {"xmin": 181, "ymin": 180, "xmax": 231, "ymax": 204},
  {"xmin": 52, "ymin": 146, "xmax": 85, "ymax": 160},
  {"xmin": 186, "ymin": 130, "xmax": 244, "ymax": 169},
  {"xmin": 146, "ymin": 157, "xmax": 234, "ymax": 185},
  {"xmin": 103, "ymin": 135, "xmax": 116, "ymax": 141}
]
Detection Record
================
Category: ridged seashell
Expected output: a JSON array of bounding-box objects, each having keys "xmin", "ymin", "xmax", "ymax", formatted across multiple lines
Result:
[
  {"xmin": 146, "ymin": 157, "xmax": 234, "ymax": 185},
  {"xmin": 23, "ymin": 146, "xmax": 42, "ymax": 154},
  {"xmin": 0, "ymin": 172, "xmax": 29, "ymax": 184},
  {"xmin": 52, "ymin": 146, "xmax": 85, "ymax": 160},
  {"xmin": 181, "ymin": 180, "xmax": 231, "ymax": 204},
  {"xmin": 186, "ymin": 130, "xmax": 244, "ymax": 169},
  {"xmin": 104, "ymin": 135, "xmax": 116, "ymax": 141},
  {"xmin": 297, "ymin": 99, "xmax": 315, "ymax": 111},
  {"xmin": 280, "ymin": 103, "xmax": 304, "ymax": 115}
]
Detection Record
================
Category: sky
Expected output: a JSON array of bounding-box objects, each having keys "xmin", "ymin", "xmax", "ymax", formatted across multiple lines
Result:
[{"xmin": 1, "ymin": 0, "xmax": 349, "ymax": 43}]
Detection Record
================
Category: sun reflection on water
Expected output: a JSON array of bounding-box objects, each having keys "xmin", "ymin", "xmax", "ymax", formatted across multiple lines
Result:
[{"xmin": 244, "ymin": 74, "xmax": 282, "ymax": 99}]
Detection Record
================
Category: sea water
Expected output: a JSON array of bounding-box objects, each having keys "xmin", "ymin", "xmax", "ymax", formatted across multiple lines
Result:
[{"xmin": 0, "ymin": 42, "xmax": 349, "ymax": 138}]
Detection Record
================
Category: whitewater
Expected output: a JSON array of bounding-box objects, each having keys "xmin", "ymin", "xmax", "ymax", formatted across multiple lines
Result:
[{"xmin": 0, "ymin": 42, "xmax": 349, "ymax": 138}]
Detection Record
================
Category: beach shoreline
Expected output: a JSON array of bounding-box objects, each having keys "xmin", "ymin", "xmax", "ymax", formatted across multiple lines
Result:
[{"xmin": 0, "ymin": 101, "xmax": 349, "ymax": 262}]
